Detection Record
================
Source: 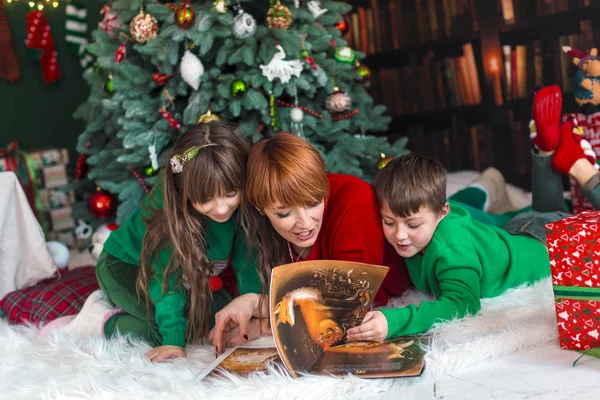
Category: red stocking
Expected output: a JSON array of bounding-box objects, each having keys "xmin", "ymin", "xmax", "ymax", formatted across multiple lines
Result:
[
  {"xmin": 25, "ymin": 11, "xmax": 61, "ymax": 84},
  {"xmin": 0, "ymin": 1, "xmax": 20, "ymax": 82}
]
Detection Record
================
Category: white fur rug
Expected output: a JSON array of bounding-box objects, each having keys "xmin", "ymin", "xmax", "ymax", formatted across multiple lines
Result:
[{"xmin": 0, "ymin": 278, "xmax": 558, "ymax": 399}]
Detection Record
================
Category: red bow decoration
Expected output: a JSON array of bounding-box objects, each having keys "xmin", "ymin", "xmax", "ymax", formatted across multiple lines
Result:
[{"xmin": 152, "ymin": 72, "xmax": 179, "ymax": 87}]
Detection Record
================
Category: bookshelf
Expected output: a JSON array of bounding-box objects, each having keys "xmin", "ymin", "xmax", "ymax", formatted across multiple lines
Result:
[{"xmin": 349, "ymin": 0, "xmax": 600, "ymax": 190}]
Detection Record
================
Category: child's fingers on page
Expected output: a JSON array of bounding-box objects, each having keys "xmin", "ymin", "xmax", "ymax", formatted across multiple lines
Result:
[{"xmin": 361, "ymin": 311, "xmax": 376, "ymax": 323}]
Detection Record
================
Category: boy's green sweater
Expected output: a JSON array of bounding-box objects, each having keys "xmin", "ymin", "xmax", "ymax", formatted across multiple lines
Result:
[
  {"xmin": 381, "ymin": 203, "xmax": 550, "ymax": 338},
  {"xmin": 102, "ymin": 185, "xmax": 261, "ymax": 347}
]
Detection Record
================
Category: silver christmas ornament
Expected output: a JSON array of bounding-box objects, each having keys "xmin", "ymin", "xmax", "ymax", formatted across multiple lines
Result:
[{"xmin": 233, "ymin": 10, "xmax": 257, "ymax": 39}]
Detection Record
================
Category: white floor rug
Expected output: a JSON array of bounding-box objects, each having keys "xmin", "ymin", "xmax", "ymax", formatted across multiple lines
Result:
[{"xmin": 0, "ymin": 278, "xmax": 558, "ymax": 400}]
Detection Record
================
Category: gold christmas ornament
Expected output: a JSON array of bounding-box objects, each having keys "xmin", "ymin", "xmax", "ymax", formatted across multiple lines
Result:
[
  {"xmin": 214, "ymin": 0, "xmax": 227, "ymax": 13},
  {"xmin": 266, "ymin": 1, "xmax": 292, "ymax": 30},
  {"xmin": 197, "ymin": 109, "xmax": 221, "ymax": 124},
  {"xmin": 130, "ymin": 8, "xmax": 158, "ymax": 43}
]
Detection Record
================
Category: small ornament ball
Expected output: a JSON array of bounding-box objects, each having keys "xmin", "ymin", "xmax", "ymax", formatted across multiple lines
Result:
[
  {"xmin": 377, "ymin": 153, "xmax": 393, "ymax": 170},
  {"xmin": 130, "ymin": 10, "xmax": 158, "ymax": 43},
  {"xmin": 145, "ymin": 166, "xmax": 156, "ymax": 176},
  {"xmin": 232, "ymin": 10, "xmax": 257, "ymax": 38},
  {"xmin": 334, "ymin": 46, "xmax": 356, "ymax": 64},
  {"xmin": 290, "ymin": 107, "xmax": 304, "ymax": 123},
  {"xmin": 175, "ymin": 5, "xmax": 195, "ymax": 29},
  {"xmin": 335, "ymin": 18, "xmax": 350, "ymax": 35},
  {"xmin": 214, "ymin": 0, "xmax": 227, "ymax": 13},
  {"xmin": 105, "ymin": 75, "xmax": 115, "ymax": 94},
  {"xmin": 87, "ymin": 189, "xmax": 115, "ymax": 219},
  {"xmin": 231, "ymin": 79, "xmax": 247, "ymax": 96},
  {"xmin": 266, "ymin": 3, "xmax": 293, "ymax": 30},
  {"xmin": 357, "ymin": 64, "xmax": 371, "ymax": 81},
  {"xmin": 326, "ymin": 88, "xmax": 352, "ymax": 113}
]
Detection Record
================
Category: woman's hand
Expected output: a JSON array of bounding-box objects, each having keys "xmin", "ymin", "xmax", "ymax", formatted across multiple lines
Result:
[
  {"xmin": 346, "ymin": 311, "xmax": 389, "ymax": 342},
  {"xmin": 220, "ymin": 318, "xmax": 272, "ymax": 348},
  {"xmin": 146, "ymin": 345, "xmax": 186, "ymax": 363},
  {"xmin": 209, "ymin": 293, "xmax": 267, "ymax": 355}
]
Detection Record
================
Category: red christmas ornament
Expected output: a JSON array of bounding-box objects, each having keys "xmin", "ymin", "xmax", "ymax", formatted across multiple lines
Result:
[
  {"xmin": 175, "ymin": 3, "xmax": 195, "ymax": 29},
  {"xmin": 87, "ymin": 189, "xmax": 115, "ymax": 219},
  {"xmin": 208, "ymin": 276, "xmax": 223, "ymax": 292},
  {"xmin": 335, "ymin": 18, "xmax": 350, "ymax": 36},
  {"xmin": 115, "ymin": 42, "xmax": 126, "ymax": 63},
  {"xmin": 75, "ymin": 154, "xmax": 88, "ymax": 180}
]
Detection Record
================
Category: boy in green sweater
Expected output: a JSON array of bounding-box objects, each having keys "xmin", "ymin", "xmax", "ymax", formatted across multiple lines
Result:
[
  {"xmin": 346, "ymin": 153, "xmax": 551, "ymax": 341},
  {"xmin": 347, "ymin": 85, "xmax": 600, "ymax": 342}
]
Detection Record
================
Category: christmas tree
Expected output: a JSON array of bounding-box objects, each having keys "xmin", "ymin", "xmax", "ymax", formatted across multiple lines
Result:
[{"xmin": 73, "ymin": 0, "xmax": 408, "ymax": 224}]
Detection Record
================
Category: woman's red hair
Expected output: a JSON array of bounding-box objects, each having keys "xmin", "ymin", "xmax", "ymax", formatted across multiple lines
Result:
[{"xmin": 245, "ymin": 132, "xmax": 329, "ymax": 209}]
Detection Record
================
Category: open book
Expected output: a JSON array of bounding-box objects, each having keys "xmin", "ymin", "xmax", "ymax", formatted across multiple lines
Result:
[{"xmin": 198, "ymin": 260, "xmax": 426, "ymax": 379}]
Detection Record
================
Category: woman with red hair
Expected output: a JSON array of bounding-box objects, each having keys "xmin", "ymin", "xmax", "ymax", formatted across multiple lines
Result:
[{"xmin": 210, "ymin": 132, "xmax": 411, "ymax": 355}]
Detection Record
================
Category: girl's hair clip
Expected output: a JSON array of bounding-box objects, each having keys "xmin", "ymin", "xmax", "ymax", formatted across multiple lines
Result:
[{"xmin": 170, "ymin": 143, "xmax": 217, "ymax": 174}]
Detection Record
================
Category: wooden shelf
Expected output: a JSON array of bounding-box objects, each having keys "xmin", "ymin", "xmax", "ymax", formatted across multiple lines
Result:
[
  {"xmin": 384, "ymin": 104, "xmax": 485, "ymax": 130},
  {"xmin": 500, "ymin": 5, "xmax": 600, "ymax": 45},
  {"xmin": 364, "ymin": 33, "xmax": 478, "ymax": 69}
]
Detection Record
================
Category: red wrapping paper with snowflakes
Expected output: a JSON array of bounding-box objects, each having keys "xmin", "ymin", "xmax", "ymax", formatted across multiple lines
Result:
[
  {"xmin": 571, "ymin": 113, "xmax": 600, "ymax": 213},
  {"xmin": 546, "ymin": 211, "xmax": 600, "ymax": 351}
]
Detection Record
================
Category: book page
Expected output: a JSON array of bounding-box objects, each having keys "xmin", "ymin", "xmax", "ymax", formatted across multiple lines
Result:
[
  {"xmin": 311, "ymin": 335, "xmax": 428, "ymax": 378},
  {"xmin": 269, "ymin": 260, "xmax": 389, "ymax": 377},
  {"xmin": 196, "ymin": 337, "xmax": 279, "ymax": 381}
]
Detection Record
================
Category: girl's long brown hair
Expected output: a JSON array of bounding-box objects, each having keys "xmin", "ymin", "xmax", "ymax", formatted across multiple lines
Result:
[
  {"xmin": 242, "ymin": 132, "xmax": 329, "ymax": 288},
  {"xmin": 138, "ymin": 121, "xmax": 250, "ymax": 344}
]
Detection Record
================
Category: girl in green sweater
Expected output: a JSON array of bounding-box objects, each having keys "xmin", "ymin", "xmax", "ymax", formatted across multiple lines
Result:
[{"xmin": 96, "ymin": 122, "xmax": 261, "ymax": 363}]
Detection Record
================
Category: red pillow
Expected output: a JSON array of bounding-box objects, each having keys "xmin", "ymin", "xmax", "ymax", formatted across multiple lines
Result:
[{"xmin": 0, "ymin": 266, "xmax": 99, "ymax": 325}]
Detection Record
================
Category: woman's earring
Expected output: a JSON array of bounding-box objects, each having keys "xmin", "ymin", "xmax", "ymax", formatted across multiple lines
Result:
[{"xmin": 255, "ymin": 207, "xmax": 265, "ymax": 216}]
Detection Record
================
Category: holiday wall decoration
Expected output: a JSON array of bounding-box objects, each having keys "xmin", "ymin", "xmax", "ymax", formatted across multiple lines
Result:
[
  {"xmin": 25, "ymin": 11, "xmax": 61, "ymax": 84},
  {"xmin": 0, "ymin": 1, "xmax": 21, "ymax": 82},
  {"xmin": 72, "ymin": 1, "xmax": 408, "ymax": 224}
]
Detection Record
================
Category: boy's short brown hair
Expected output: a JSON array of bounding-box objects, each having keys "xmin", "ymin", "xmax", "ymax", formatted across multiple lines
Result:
[{"xmin": 373, "ymin": 153, "xmax": 447, "ymax": 218}]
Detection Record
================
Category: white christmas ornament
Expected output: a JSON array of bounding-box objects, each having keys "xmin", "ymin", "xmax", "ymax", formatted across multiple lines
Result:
[
  {"xmin": 290, "ymin": 107, "xmax": 304, "ymax": 122},
  {"xmin": 233, "ymin": 10, "xmax": 257, "ymax": 39},
  {"xmin": 290, "ymin": 107, "xmax": 304, "ymax": 137},
  {"xmin": 260, "ymin": 45, "xmax": 303, "ymax": 84},
  {"xmin": 148, "ymin": 144, "xmax": 159, "ymax": 170},
  {"xmin": 180, "ymin": 50, "xmax": 204, "ymax": 90},
  {"xmin": 307, "ymin": 1, "xmax": 327, "ymax": 18}
]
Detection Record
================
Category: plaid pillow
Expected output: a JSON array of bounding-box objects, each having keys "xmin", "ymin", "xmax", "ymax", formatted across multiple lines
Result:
[{"xmin": 0, "ymin": 266, "xmax": 99, "ymax": 325}]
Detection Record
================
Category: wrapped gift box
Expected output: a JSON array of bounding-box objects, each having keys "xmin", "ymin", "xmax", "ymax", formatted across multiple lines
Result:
[
  {"xmin": 39, "ymin": 188, "xmax": 75, "ymax": 211},
  {"xmin": 571, "ymin": 113, "xmax": 600, "ymax": 213},
  {"xmin": 0, "ymin": 144, "xmax": 74, "ymax": 245},
  {"xmin": 546, "ymin": 211, "xmax": 600, "ymax": 352}
]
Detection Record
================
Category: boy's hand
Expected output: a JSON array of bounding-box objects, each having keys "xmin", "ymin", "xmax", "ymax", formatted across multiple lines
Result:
[
  {"xmin": 146, "ymin": 345, "xmax": 186, "ymax": 363},
  {"xmin": 346, "ymin": 311, "xmax": 388, "ymax": 342}
]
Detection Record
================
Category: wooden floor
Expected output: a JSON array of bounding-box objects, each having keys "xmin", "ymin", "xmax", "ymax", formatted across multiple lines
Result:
[{"xmin": 398, "ymin": 345, "xmax": 600, "ymax": 399}]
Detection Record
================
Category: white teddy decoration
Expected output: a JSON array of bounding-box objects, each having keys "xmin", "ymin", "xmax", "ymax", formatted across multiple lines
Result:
[
  {"xmin": 260, "ymin": 45, "xmax": 303, "ymax": 84},
  {"xmin": 89, "ymin": 223, "xmax": 119, "ymax": 260}
]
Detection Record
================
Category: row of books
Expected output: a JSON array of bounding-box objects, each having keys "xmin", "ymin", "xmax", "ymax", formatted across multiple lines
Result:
[
  {"xmin": 500, "ymin": 0, "xmax": 592, "ymax": 25},
  {"xmin": 500, "ymin": 21, "xmax": 595, "ymax": 103},
  {"xmin": 400, "ymin": 112, "xmax": 532, "ymax": 185},
  {"xmin": 344, "ymin": 0, "xmax": 476, "ymax": 55},
  {"xmin": 369, "ymin": 43, "xmax": 481, "ymax": 115}
]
